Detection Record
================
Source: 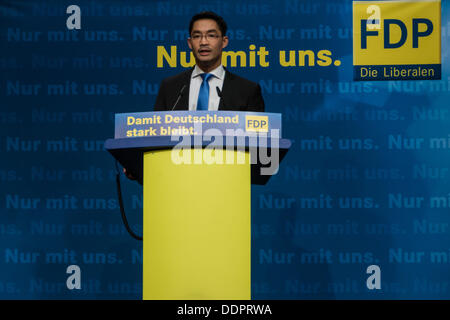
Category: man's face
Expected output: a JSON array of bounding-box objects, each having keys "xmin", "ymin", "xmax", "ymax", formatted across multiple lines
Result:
[{"xmin": 188, "ymin": 19, "xmax": 228, "ymax": 70}]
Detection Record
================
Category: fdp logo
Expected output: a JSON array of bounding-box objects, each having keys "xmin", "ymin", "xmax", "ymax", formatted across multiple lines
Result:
[
  {"xmin": 245, "ymin": 115, "xmax": 268, "ymax": 132},
  {"xmin": 353, "ymin": 0, "xmax": 441, "ymax": 81}
]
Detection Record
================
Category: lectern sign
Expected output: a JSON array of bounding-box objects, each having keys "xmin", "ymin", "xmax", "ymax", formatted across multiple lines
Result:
[
  {"xmin": 353, "ymin": 0, "xmax": 441, "ymax": 81},
  {"xmin": 114, "ymin": 111, "xmax": 282, "ymax": 139}
]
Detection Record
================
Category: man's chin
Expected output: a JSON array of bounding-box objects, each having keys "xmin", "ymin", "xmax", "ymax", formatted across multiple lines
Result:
[
  {"xmin": 194, "ymin": 56, "xmax": 221, "ymax": 70},
  {"xmin": 195, "ymin": 58, "xmax": 215, "ymax": 66},
  {"xmin": 195, "ymin": 56, "xmax": 213, "ymax": 63}
]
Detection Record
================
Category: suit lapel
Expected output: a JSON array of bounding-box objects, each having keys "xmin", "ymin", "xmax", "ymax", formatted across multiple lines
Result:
[
  {"xmin": 174, "ymin": 68, "xmax": 193, "ymax": 110},
  {"xmin": 219, "ymin": 69, "xmax": 235, "ymax": 110}
]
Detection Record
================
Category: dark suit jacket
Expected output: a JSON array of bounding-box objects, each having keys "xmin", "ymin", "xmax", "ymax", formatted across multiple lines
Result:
[{"xmin": 154, "ymin": 68, "xmax": 265, "ymax": 112}]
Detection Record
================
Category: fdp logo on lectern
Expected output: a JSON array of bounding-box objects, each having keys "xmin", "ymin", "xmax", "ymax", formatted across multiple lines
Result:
[
  {"xmin": 353, "ymin": 0, "xmax": 441, "ymax": 81},
  {"xmin": 245, "ymin": 115, "xmax": 268, "ymax": 132}
]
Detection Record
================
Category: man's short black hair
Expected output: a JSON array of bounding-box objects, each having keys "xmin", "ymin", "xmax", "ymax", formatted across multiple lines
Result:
[{"xmin": 189, "ymin": 11, "xmax": 228, "ymax": 36}]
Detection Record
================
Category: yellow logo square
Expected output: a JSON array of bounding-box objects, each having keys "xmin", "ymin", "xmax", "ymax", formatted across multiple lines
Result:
[
  {"xmin": 353, "ymin": 0, "xmax": 441, "ymax": 80},
  {"xmin": 245, "ymin": 115, "xmax": 269, "ymax": 132}
]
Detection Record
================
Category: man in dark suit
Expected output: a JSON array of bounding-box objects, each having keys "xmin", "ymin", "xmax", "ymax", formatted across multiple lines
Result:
[
  {"xmin": 124, "ymin": 11, "xmax": 264, "ymax": 180},
  {"xmin": 154, "ymin": 11, "xmax": 265, "ymax": 112}
]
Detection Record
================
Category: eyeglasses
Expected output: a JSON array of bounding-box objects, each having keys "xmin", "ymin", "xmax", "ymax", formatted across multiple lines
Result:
[{"xmin": 190, "ymin": 33, "xmax": 221, "ymax": 42}]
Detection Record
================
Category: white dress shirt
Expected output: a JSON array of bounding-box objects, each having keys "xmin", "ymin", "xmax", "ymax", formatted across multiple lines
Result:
[{"xmin": 189, "ymin": 65, "xmax": 225, "ymax": 111}]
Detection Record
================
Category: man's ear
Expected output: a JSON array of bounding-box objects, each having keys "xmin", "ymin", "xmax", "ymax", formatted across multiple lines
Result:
[
  {"xmin": 222, "ymin": 36, "xmax": 229, "ymax": 49},
  {"xmin": 187, "ymin": 38, "xmax": 193, "ymax": 50}
]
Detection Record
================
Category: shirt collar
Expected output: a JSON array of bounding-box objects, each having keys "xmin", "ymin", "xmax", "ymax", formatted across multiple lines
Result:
[{"xmin": 192, "ymin": 64, "xmax": 225, "ymax": 80}]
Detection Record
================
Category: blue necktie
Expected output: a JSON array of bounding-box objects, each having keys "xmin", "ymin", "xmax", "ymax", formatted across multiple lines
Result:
[{"xmin": 197, "ymin": 73, "xmax": 213, "ymax": 110}]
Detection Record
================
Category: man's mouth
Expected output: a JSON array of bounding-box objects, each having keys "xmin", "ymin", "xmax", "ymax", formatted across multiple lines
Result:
[{"xmin": 198, "ymin": 48, "xmax": 211, "ymax": 56}]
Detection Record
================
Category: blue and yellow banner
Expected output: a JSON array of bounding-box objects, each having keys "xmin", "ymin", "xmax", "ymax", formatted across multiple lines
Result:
[
  {"xmin": 114, "ymin": 111, "xmax": 281, "ymax": 138},
  {"xmin": 353, "ymin": 0, "xmax": 441, "ymax": 81}
]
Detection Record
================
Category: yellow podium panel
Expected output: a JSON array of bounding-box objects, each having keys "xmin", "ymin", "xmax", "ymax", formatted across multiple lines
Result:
[{"xmin": 142, "ymin": 149, "xmax": 251, "ymax": 300}]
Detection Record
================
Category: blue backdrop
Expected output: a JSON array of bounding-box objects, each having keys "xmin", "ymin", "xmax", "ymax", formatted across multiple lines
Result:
[{"xmin": 1, "ymin": 0, "xmax": 449, "ymax": 299}]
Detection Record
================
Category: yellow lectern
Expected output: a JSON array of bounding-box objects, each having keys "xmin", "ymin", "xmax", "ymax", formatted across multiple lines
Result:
[{"xmin": 105, "ymin": 111, "xmax": 291, "ymax": 300}]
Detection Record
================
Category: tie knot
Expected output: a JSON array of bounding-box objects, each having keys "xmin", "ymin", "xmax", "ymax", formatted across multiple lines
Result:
[{"xmin": 200, "ymin": 73, "xmax": 213, "ymax": 82}]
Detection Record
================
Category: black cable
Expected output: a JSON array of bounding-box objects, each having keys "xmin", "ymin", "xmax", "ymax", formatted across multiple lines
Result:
[{"xmin": 115, "ymin": 161, "xmax": 142, "ymax": 241}]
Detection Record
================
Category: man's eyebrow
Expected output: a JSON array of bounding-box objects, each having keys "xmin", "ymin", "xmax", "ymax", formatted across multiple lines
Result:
[{"xmin": 191, "ymin": 29, "xmax": 219, "ymax": 34}]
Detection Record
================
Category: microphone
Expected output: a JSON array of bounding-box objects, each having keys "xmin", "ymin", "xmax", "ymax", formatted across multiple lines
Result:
[
  {"xmin": 216, "ymin": 86, "xmax": 224, "ymax": 107},
  {"xmin": 171, "ymin": 84, "xmax": 187, "ymax": 111}
]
